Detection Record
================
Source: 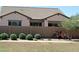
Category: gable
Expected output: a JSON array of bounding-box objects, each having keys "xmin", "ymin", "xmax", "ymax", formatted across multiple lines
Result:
[
  {"xmin": 0, "ymin": 11, "xmax": 31, "ymax": 19},
  {"xmin": 47, "ymin": 13, "xmax": 70, "ymax": 21},
  {"xmin": 45, "ymin": 13, "xmax": 70, "ymax": 19},
  {"xmin": 0, "ymin": 11, "xmax": 70, "ymax": 21},
  {"xmin": 0, "ymin": 11, "xmax": 30, "ymax": 26}
]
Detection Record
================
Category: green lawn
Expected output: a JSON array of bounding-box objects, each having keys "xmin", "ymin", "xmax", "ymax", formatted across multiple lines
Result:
[{"xmin": 0, "ymin": 42, "xmax": 79, "ymax": 52}]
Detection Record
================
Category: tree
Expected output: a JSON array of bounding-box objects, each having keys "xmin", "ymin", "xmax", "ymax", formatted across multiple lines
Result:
[
  {"xmin": 62, "ymin": 20, "xmax": 78, "ymax": 30},
  {"xmin": 61, "ymin": 19, "xmax": 79, "ymax": 39},
  {"xmin": 71, "ymin": 14, "xmax": 79, "ymax": 20}
]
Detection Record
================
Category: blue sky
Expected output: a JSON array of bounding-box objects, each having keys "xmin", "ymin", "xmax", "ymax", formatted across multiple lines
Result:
[{"xmin": 36, "ymin": 6, "xmax": 79, "ymax": 17}]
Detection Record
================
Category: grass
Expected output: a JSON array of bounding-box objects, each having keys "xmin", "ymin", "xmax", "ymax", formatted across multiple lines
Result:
[{"xmin": 0, "ymin": 42, "xmax": 79, "ymax": 52}]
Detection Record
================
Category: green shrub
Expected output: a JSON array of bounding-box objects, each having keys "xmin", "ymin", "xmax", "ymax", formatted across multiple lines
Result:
[
  {"xmin": 0, "ymin": 34, "xmax": 2, "ymax": 38},
  {"xmin": 10, "ymin": 34, "xmax": 17, "ymax": 40},
  {"xmin": 26, "ymin": 34, "xmax": 33, "ymax": 40},
  {"xmin": 0, "ymin": 34, "xmax": 2, "ymax": 40},
  {"xmin": 0, "ymin": 33, "xmax": 9, "ymax": 40},
  {"xmin": 33, "ymin": 38, "xmax": 37, "ymax": 41},
  {"xmin": 19, "ymin": 33, "xmax": 26, "ymax": 39},
  {"xmin": 34, "ymin": 34, "xmax": 41, "ymax": 39},
  {"xmin": 15, "ymin": 33, "xmax": 19, "ymax": 38}
]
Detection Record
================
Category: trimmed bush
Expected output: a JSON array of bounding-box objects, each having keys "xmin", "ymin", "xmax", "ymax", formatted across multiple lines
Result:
[
  {"xmin": 34, "ymin": 34, "xmax": 41, "ymax": 39},
  {"xmin": 0, "ymin": 33, "xmax": 9, "ymax": 40},
  {"xmin": 0, "ymin": 34, "xmax": 2, "ymax": 40},
  {"xmin": 33, "ymin": 38, "xmax": 37, "ymax": 41},
  {"xmin": 0, "ymin": 34, "xmax": 2, "ymax": 38},
  {"xmin": 10, "ymin": 34, "xmax": 17, "ymax": 40},
  {"xmin": 26, "ymin": 34, "xmax": 33, "ymax": 40},
  {"xmin": 16, "ymin": 33, "xmax": 20, "ymax": 38},
  {"xmin": 19, "ymin": 33, "xmax": 26, "ymax": 39}
]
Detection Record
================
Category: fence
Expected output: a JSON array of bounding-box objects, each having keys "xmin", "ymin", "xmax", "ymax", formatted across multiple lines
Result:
[{"xmin": 0, "ymin": 26, "xmax": 79, "ymax": 38}]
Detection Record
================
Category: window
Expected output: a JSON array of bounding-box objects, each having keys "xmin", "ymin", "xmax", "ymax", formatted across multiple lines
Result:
[
  {"xmin": 48, "ymin": 23, "xmax": 52, "ymax": 26},
  {"xmin": 8, "ymin": 20, "xmax": 21, "ymax": 26},
  {"xmin": 48, "ymin": 23, "xmax": 59, "ymax": 27},
  {"xmin": 30, "ymin": 22, "xmax": 42, "ymax": 26}
]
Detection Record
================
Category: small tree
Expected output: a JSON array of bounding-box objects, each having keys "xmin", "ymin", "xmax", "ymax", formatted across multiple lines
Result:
[
  {"xmin": 71, "ymin": 14, "xmax": 79, "ymax": 20},
  {"xmin": 61, "ymin": 19, "xmax": 79, "ymax": 39}
]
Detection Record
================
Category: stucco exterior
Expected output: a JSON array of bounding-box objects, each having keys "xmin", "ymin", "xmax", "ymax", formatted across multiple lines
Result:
[
  {"xmin": 0, "ymin": 13, "xmax": 69, "ymax": 27},
  {"xmin": 43, "ymin": 14, "xmax": 69, "ymax": 27},
  {"xmin": 44, "ymin": 20, "xmax": 48, "ymax": 27},
  {"xmin": 0, "ymin": 12, "xmax": 30, "ymax": 26}
]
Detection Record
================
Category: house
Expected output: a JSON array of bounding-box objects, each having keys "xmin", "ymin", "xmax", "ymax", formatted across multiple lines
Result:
[
  {"xmin": 0, "ymin": 6, "xmax": 70, "ymax": 38},
  {"xmin": 0, "ymin": 6, "xmax": 69, "ymax": 27}
]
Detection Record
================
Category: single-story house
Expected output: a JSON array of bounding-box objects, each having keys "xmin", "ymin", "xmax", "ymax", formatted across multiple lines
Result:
[
  {"xmin": 0, "ymin": 6, "xmax": 70, "ymax": 27},
  {"xmin": 0, "ymin": 6, "xmax": 72, "ymax": 38}
]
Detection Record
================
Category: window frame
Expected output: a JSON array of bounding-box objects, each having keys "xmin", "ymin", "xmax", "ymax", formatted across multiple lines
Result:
[
  {"xmin": 48, "ymin": 21, "xmax": 60, "ymax": 27},
  {"xmin": 30, "ymin": 22, "xmax": 42, "ymax": 26},
  {"xmin": 8, "ymin": 20, "xmax": 22, "ymax": 26}
]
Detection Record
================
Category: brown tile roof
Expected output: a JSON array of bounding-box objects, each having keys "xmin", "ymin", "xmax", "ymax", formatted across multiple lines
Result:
[{"xmin": 0, "ymin": 6, "xmax": 65, "ymax": 19}]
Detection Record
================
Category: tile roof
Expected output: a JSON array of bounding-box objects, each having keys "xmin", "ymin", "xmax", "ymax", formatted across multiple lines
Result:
[{"xmin": 0, "ymin": 6, "xmax": 63, "ymax": 19}]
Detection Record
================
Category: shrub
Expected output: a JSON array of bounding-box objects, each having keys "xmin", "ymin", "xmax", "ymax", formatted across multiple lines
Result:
[
  {"xmin": 0, "ymin": 34, "xmax": 2, "ymax": 40},
  {"xmin": 0, "ymin": 33, "xmax": 9, "ymax": 40},
  {"xmin": 19, "ymin": 33, "xmax": 26, "ymax": 39},
  {"xmin": 15, "ymin": 33, "xmax": 19, "ymax": 38},
  {"xmin": 0, "ymin": 34, "xmax": 2, "ymax": 38},
  {"xmin": 33, "ymin": 38, "xmax": 37, "ymax": 41},
  {"xmin": 10, "ymin": 34, "xmax": 17, "ymax": 40},
  {"xmin": 26, "ymin": 34, "xmax": 33, "ymax": 40},
  {"xmin": 34, "ymin": 34, "xmax": 41, "ymax": 39}
]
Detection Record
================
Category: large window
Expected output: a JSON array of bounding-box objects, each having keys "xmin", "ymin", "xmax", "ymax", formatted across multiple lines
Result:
[
  {"xmin": 8, "ymin": 20, "xmax": 21, "ymax": 26},
  {"xmin": 30, "ymin": 22, "xmax": 42, "ymax": 26},
  {"xmin": 48, "ymin": 23, "xmax": 59, "ymax": 27},
  {"xmin": 48, "ymin": 21, "xmax": 61, "ymax": 27}
]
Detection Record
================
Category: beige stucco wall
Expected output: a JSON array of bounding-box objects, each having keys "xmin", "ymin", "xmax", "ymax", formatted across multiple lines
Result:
[
  {"xmin": 0, "ymin": 13, "xmax": 30, "ymax": 26},
  {"xmin": 43, "ymin": 14, "xmax": 69, "ymax": 27},
  {"xmin": 0, "ymin": 13, "xmax": 69, "ymax": 27},
  {"xmin": 44, "ymin": 20, "xmax": 48, "ymax": 27}
]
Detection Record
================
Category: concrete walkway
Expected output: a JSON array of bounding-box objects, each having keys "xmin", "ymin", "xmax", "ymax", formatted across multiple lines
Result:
[{"xmin": 0, "ymin": 38, "xmax": 77, "ymax": 43}]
